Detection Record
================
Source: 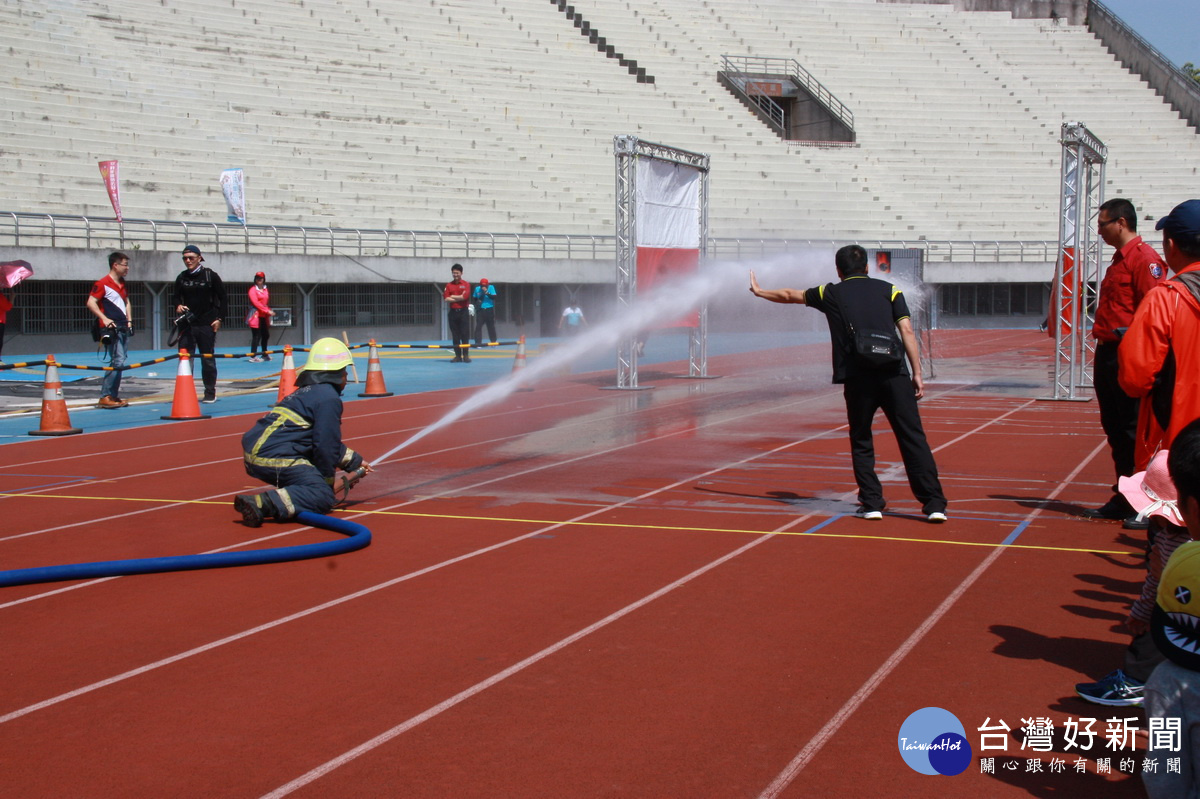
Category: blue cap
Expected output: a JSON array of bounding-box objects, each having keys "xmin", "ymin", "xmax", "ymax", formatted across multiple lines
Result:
[
  {"xmin": 1155, "ymin": 199, "xmax": 1200, "ymax": 240},
  {"xmin": 182, "ymin": 244, "xmax": 202, "ymax": 256}
]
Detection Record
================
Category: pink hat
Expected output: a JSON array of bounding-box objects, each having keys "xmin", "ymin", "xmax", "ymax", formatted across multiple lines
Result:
[{"xmin": 1119, "ymin": 451, "xmax": 1183, "ymax": 526}]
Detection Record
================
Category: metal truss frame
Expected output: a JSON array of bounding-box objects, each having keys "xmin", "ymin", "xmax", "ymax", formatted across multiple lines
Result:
[
  {"xmin": 1050, "ymin": 122, "xmax": 1106, "ymax": 400},
  {"xmin": 613, "ymin": 135, "xmax": 711, "ymax": 389}
]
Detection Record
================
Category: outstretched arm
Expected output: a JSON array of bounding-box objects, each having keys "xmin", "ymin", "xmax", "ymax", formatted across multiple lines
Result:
[{"xmin": 749, "ymin": 271, "xmax": 807, "ymax": 305}]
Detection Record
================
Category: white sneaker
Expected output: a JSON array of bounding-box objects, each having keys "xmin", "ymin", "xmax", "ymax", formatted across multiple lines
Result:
[
  {"xmin": 928, "ymin": 512, "xmax": 948, "ymax": 524},
  {"xmin": 861, "ymin": 510, "xmax": 883, "ymax": 521}
]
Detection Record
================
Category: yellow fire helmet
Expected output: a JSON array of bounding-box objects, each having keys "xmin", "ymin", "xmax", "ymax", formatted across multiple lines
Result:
[{"xmin": 302, "ymin": 337, "xmax": 354, "ymax": 372}]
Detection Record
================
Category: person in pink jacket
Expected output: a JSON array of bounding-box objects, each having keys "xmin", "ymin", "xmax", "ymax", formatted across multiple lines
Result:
[{"xmin": 247, "ymin": 271, "xmax": 275, "ymax": 362}]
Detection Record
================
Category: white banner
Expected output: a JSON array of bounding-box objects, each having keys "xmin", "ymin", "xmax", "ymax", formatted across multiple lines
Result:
[
  {"xmin": 634, "ymin": 157, "xmax": 700, "ymax": 248},
  {"xmin": 220, "ymin": 168, "xmax": 247, "ymax": 224}
]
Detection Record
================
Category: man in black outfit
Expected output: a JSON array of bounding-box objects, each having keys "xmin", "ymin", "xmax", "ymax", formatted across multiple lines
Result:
[
  {"xmin": 171, "ymin": 244, "xmax": 227, "ymax": 403},
  {"xmin": 749, "ymin": 244, "xmax": 947, "ymax": 523}
]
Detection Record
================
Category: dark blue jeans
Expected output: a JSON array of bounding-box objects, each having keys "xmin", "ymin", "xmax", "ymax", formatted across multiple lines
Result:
[{"xmin": 101, "ymin": 328, "xmax": 129, "ymax": 399}]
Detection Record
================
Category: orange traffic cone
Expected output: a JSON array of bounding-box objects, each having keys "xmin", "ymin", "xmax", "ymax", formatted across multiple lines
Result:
[
  {"xmin": 511, "ymin": 335, "xmax": 528, "ymax": 374},
  {"xmin": 359, "ymin": 339, "xmax": 394, "ymax": 397},
  {"xmin": 511, "ymin": 335, "xmax": 534, "ymax": 391},
  {"xmin": 276, "ymin": 344, "xmax": 297, "ymax": 403},
  {"xmin": 161, "ymin": 350, "xmax": 212, "ymax": 421},
  {"xmin": 28, "ymin": 355, "xmax": 82, "ymax": 436}
]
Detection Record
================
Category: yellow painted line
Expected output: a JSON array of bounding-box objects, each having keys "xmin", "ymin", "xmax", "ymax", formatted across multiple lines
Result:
[{"xmin": 0, "ymin": 492, "xmax": 1134, "ymax": 555}]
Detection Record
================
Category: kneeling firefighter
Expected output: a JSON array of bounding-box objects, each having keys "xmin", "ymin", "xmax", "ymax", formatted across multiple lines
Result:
[{"xmin": 234, "ymin": 338, "xmax": 373, "ymax": 527}]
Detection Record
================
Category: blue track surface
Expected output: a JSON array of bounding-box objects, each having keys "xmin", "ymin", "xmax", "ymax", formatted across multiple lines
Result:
[{"xmin": 0, "ymin": 332, "xmax": 809, "ymax": 441}]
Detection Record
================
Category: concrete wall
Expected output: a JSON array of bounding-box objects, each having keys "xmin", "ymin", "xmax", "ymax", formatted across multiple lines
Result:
[
  {"xmin": 924, "ymin": 260, "xmax": 1054, "ymax": 284},
  {"xmin": 0, "ymin": 248, "xmax": 616, "ymax": 285},
  {"xmin": 0, "ymin": 248, "xmax": 619, "ymax": 356}
]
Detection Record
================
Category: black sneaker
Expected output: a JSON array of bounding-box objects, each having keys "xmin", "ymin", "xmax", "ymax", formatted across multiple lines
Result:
[
  {"xmin": 201, "ymin": 394, "xmax": 217, "ymax": 404},
  {"xmin": 234, "ymin": 494, "xmax": 264, "ymax": 528},
  {"xmin": 1074, "ymin": 669, "xmax": 1144, "ymax": 707},
  {"xmin": 1082, "ymin": 499, "xmax": 1130, "ymax": 520}
]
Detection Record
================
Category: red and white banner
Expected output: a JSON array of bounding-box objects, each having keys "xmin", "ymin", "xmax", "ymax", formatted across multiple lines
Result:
[
  {"xmin": 635, "ymin": 157, "xmax": 701, "ymax": 328},
  {"xmin": 98, "ymin": 160, "xmax": 122, "ymax": 221}
]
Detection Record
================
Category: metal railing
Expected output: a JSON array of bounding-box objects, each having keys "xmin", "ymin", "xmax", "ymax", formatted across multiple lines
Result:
[
  {"xmin": 721, "ymin": 55, "xmax": 855, "ymax": 132},
  {"xmin": 0, "ymin": 212, "xmax": 1055, "ymax": 264},
  {"xmin": 0, "ymin": 212, "xmax": 611, "ymax": 260}
]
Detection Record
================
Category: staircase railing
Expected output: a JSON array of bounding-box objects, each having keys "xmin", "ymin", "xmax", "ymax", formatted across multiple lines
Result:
[{"xmin": 721, "ymin": 55, "xmax": 854, "ymax": 133}]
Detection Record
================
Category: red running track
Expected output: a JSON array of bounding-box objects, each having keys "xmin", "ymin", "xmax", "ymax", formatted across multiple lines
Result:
[{"xmin": 0, "ymin": 331, "xmax": 1152, "ymax": 797}]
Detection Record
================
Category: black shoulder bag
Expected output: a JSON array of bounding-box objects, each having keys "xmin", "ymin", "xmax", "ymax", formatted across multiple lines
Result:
[{"xmin": 834, "ymin": 282, "xmax": 904, "ymax": 368}]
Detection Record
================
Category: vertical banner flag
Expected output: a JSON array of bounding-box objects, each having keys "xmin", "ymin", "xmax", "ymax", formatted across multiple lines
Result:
[
  {"xmin": 98, "ymin": 160, "xmax": 122, "ymax": 221},
  {"xmin": 220, "ymin": 168, "xmax": 247, "ymax": 224},
  {"xmin": 635, "ymin": 157, "xmax": 701, "ymax": 327}
]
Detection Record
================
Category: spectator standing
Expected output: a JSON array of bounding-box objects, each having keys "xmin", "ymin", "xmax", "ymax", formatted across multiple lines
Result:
[
  {"xmin": 559, "ymin": 302, "xmax": 587, "ymax": 335},
  {"xmin": 235, "ymin": 338, "xmax": 372, "ymax": 526},
  {"xmin": 749, "ymin": 244, "xmax": 948, "ymax": 523},
  {"xmin": 1120, "ymin": 200, "xmax": 1200, "ymax": 470},
  {"xmin": 86, "ymin": 251, "xmax": 133, "ymax": 409},
  {"xmin": 472, "ymin": 278, "xmax": 498, "ymax": 346},
  {"xmin": 1083, "ymin": 199, "xmax": 1166, "ymax": 529},
  {"xmin": 171, "ymin": 245, "xmax": 226, "ymax": 403},
  {"xmin": 1074, "ymin": 449, "xmax": 1189, "ymax": 706},
  {"xmin": 0, "ymin": 288, "xmax": 11, "ymax": 362},
  {"xmin": 247, "ymin": 271, "xmax": 274, "ymax": 362},
  {"xmin": 443, "ymin": 263, "xmax": 471, "ymax": 363}
]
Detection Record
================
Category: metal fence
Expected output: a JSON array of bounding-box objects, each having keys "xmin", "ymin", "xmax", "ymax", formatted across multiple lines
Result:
[{"xmin": 0, "ymin": 212, "xmax": 1055, "ymax": 264}]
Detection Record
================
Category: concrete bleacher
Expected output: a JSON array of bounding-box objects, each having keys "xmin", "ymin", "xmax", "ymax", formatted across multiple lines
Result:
[{"xmin": 0, "ymin": 0, "xmax": 1197, "ymax": 243}]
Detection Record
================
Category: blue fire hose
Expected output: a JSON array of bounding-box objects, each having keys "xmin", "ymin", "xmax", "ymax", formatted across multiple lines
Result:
[{"xmin": 0, "ymin": 512, "xmax": 370, "ymax": 588}]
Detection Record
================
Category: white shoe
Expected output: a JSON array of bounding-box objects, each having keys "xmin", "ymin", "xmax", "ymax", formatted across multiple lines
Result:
[
  {"xmin": 861, "ymin": 510, "xmax": 883, "ymax": 521},
  {"xmin": 928, "ymin": 512, "xmax": 948, "ymax": 523}
]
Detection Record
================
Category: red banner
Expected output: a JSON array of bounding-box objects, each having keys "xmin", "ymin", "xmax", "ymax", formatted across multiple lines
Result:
[
  {"xmin": 98, "ymin": 160, "xmax": 122, "ymax": 221},
  {"xmin": 637, "ymin": 246, "xmax": 701, "ymax": 328}
]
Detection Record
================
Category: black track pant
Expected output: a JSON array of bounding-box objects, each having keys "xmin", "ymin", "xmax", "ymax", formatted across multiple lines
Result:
[
  {"xmin": 843, "ymin": 372, "xmax": 946, "ymax": 514},
  {"xmin": 1094, "ymin": 340, "xmax": 1139, "ymax": 498}
]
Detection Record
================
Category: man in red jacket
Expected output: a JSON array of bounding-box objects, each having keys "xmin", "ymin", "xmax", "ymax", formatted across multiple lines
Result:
[
  {"xmin": 1120, "ymin": 199, "xmax": 1200, "ymax": 472},
  {"xmin": 1083, "ymin": 199, "xmax": 1166, "ymax": 528}
]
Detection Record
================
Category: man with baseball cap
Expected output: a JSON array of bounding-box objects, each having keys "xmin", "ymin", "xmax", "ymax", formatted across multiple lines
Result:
[
  {"xmin": 170, "ymin": 245, "xmax": 226, "ymax": 403},
  {"xmin": 1120, "ymin": 200, "xmax": 1200, "ymax": 471},
  {"xmin": 472, "ymin": 277, "xmax": 498, "ymax": 347}
]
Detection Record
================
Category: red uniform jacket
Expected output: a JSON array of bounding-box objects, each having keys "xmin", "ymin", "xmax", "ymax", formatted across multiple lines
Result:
[
  {"xmin": 1092, "ymin": 236, "xmax": 1166, "ymax": 343},
  {"xmin": 1119, "ymin": 261, "xmax": 1200, "ymax": 469}
]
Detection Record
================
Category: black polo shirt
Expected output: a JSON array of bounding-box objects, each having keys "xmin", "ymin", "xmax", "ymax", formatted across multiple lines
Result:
[{"xmin": 804, "ymin": 275, "xmax": 911, "ymax": 383}]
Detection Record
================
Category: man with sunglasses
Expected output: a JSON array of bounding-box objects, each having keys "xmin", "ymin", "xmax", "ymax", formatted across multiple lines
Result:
[
  {"xmin": 1084, "ymin": 199, "xmax": 1166, "ymax": 528},
  {"xmin": 171, "ymin": 244, "xmax": 227, "ymax": 403}
]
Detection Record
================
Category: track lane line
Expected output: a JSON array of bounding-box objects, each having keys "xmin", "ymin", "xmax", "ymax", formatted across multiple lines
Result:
[
  {"xmin": 0, "ymin": 390, "xmax": 840, "ymax": 603},
  {"xmin": 0, "ymin": 419, "xmax": 843, "ymax": 724},
  {"xmin": 755, "ymin": 438, "xmax": 1108, "ymax": 798},
  {"xmin": 252, "ymin": 397, "xmax": 1059, "ymax": 794}
]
